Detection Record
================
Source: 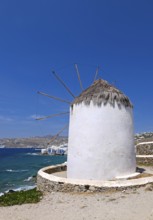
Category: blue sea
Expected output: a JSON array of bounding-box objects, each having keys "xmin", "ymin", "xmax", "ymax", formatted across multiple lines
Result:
[{"xmin": 0, "ymin": 148, "xmax": 67, "ymax": 196}]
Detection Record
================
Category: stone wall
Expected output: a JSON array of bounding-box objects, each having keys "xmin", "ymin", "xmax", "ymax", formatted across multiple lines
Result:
[
  {"xmin": 37, "ymin": 164, "xmax": 153, "ymax": 193},
  {"xmin": 37, "ymin": 173, "xmax": 151, "ymax": 193},
  {"xmin": 44, "ymin": 164, "xmax": 66, "ymax": 174},
  {"xmin": 136, "ymin": 143, "xmax": 153, "ymax": 155},
  {"xmin": 136, "ymin": 156, "xmax": 153, "ymax": 166},
  {"xmin": 37, "ymin": 174, "xmax": 108, "ymax": 193}
]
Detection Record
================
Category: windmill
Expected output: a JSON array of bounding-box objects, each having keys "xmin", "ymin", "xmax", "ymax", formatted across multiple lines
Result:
[{"xmin": 37, "ymin": 64, "xmax": 136, "ymax": 181}]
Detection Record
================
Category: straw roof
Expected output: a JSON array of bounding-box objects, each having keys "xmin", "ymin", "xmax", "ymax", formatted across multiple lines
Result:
[{"xmin": 71, "ymin": 79, "xmax": 133, "ymax": 108}]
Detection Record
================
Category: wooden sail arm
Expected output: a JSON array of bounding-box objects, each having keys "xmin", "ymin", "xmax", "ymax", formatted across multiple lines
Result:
[
  {"xmin": 52, "ymin": 70, "xmax": 75, "ymax": 98},
  {"xmin": 37, "ymin": 91, "xmax": 71, "ymax": 104},
  {"xmin": 47, "ymin": 124, "xmax": 68, "ymax": 145},
  {"xmin": 36, "ymin": 112, "xmax": 69, "ymax": 121},
  {"xmin": 74, "ymin": 64, "xmax": 83, "ymax": 91},
  {"xmin": 93, "ymin": 66, "xmax": 100, "ymax": 82}
]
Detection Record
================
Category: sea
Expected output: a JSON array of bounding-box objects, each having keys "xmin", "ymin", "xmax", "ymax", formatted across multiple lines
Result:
[{"xmin": 0, "ymin": 148, "xmax": 67, "ymax": 196}]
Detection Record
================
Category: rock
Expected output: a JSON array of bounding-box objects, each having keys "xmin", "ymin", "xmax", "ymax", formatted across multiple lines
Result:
[
  {"xmin": 74, "ymin": 186, "xmax": 80, "ymax": 192},
  {"xmin": 145, "ymin": 184, "xmax": 153, "ymax": 191},
  {"xmin": 8, "ymin": 189, "xmax": 15, "ymax": 193},
  {"xmin": 89, "ymin": 186, "xmax": 95, "ymax": 191}
]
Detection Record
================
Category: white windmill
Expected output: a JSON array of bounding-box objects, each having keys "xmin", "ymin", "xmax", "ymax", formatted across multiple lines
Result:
[{"xmin": 37, "ymin": 65, "xmax": 136, "ymax": 180}]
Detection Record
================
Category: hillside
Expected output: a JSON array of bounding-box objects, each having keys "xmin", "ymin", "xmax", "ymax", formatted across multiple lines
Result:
[
  {"xmin": 0, "ymin": 136, "xmax": 68, "ymax": 148},
  {"xmin": 0, "ymin": 132, "xmax": 153, "ymax": 148}
]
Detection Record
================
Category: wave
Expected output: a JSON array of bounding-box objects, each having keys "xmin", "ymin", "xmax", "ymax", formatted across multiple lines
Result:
[
  {"xmin": 23, "ymin": 176, "xmax": 33, "ymax": 182},
  {"xmin": 6, "ymin": 169, "xmax": 28, "ymax": 173},
  {"xmin": 0, "ymin": 193, "xmax": 4, "ymax": 197},
  {"xmin": 10, "ymin": 185, "xmax": 36, "ymax": 192},
  {"xmin": 5, "ymin": 183, "xmax": 15, "ymax": 187},
  {"xmin": 26, "ymin": 153, "xmax": 40, "ymax": 156},
  {"xmin": 3, "ymin": 185, "xmax": 36, "ymax": 195},
  {"xmin": 13, "ymin": 185, "xmax": 36, "ymax": 192}
]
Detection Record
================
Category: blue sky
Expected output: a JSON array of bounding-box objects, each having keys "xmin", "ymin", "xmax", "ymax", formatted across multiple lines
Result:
[{"xmin": 0, "ymin": 0, "xmax": 153, "ymax": 137}]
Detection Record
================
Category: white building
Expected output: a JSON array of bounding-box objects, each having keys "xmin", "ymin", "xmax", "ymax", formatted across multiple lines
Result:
[{"xmin": 67, "ymin": 79, "xmax": 136, "ymax": 181}]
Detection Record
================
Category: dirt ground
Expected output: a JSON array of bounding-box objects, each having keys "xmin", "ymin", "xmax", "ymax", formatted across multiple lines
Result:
[{"xmin": 1, "ymin": 186, "xmax": 153, "ymax": 220}]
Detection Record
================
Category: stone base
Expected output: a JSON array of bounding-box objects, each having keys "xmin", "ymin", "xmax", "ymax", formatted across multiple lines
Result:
[{"xmin": 37, "ymin": 163, "xmax": 153, "ymax": 193}]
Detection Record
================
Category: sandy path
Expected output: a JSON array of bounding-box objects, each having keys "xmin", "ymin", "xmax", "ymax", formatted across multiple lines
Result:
[{"xmin": 0, "ymin": 187, "xmax": 153, "ymax": 220}]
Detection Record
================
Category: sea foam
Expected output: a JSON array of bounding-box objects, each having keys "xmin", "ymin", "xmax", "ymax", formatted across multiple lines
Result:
[
  {"xmin": 0, "ymin": 193, "xmax": 4, "ymax": 197},
  {"xmin": 4, "ymin": 185, "xmax": 36, "ymax": 194},
  {"xmin": 26, "ymin": 153, "xmax": 39, "ymax": 156},
  {"xmin": 23, "ymin": 176, "xmax": 33, "ymax": 182},
  {"xmin": 6, "ymin": 169, "xmax": 28, "ymax": 173}
]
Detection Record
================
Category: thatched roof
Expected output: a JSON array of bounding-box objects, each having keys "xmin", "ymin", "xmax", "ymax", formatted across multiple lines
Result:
[{"xmin": 71, "ymin": 79, "xmax": 133, "ymax": 108}]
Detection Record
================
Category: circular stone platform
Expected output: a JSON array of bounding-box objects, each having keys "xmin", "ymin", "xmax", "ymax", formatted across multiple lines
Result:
[{"xmin": 37, "ymin": 163, "xmax": 153, "ymax": 193}]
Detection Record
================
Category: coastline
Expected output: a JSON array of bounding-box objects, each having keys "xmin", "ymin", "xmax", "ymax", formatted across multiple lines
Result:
[
  {"xmin": 1, "ymin": 133, "xmax": 153, "ymax": 219},
  {"xmin": 0, "ymin": 148, "xmax": 67, "ymax": 195}
]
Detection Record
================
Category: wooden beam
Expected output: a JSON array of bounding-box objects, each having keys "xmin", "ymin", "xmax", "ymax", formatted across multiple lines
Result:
[
  {"xmin": 37, "ymin": 91, "xmax": 71, "ymax": 104},
  {"xmin": 52, "ymin": 70, "xmax": 75, "ymax": 98},
  {"xmin": 74, "ymin": 64, "xmax": 83, "ymax": 91},
  {"xmin": 36, "ymin": 112, "xmax": 69, "ymax": 121},
  {"xmin": 47, "ymin": 124, "xmax": 68, "ymax": 145},
  {"xmin": 93, "ymin": 66, "xmax": 100, "ymax": 82}
]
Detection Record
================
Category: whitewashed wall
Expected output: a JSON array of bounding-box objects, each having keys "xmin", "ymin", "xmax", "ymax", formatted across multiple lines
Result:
[{"xmin": 67, "ymin": 101, "xmax": 136, "ymax": 181}]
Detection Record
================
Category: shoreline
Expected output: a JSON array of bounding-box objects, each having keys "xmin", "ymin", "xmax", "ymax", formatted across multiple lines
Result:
[{"xmin": 0, "ymin": 186, "xmax": 37, "ymax": 197}]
